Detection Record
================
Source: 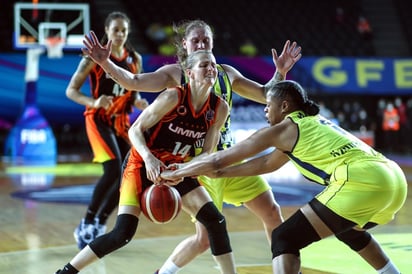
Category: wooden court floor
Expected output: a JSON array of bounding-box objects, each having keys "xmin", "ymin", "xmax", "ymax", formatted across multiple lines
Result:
[{"xmin": 0, "ymin": 158, "xmax": 411, "ymax": 274}]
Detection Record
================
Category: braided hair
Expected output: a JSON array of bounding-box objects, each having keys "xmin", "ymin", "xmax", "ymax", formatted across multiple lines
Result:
[{"xmin": 268, "ymin": 80, "xmax": 320, "ymax": 116}]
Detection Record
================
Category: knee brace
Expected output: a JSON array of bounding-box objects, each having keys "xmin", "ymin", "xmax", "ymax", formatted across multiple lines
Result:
[
  {"xmin": 196, "ymin": 202, "xmax": 232, "ymax": 256},
  {"xmin": 335, "ymin": 229, "xmax": 371, "ymax": 251},
  {"xmin": 89, "ymin": 214, "xmax": 139, "ymax": 258},
  {"xmin": 271, "ymin": 210, "xmax": 320, "ymax": 259}
]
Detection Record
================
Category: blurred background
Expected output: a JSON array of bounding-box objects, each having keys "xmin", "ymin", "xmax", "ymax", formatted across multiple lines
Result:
[{"xmin": 1, "ymin": 0, "xmax": 412, "ymax": 162}]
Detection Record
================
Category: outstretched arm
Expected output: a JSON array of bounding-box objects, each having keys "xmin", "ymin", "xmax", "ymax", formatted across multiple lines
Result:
[
  {"xmin": 225, "ymin": 40, "xmax": 302, "ymax": 105},
  {"xmin": 82, "ymin": 31, "xmax": 137, "ymax": 90},
  {"xmin": 161, "ymin": 118, "xmax": 296, "ymax": 180},
  {"xmin": 213, "ymin": 149, "xmax": 289, "ymax": 178},
  {"xmin": 161, "ymin": 126, "xmax": 276, "ymax": 180},
  {"xmin": 161, "ymin": 138, "xmax": 285, "ymax": 181},
  {"xmin": 264, "ymin": 40, "xmax": 302, "ymax": 93},
  {"xmin": 82, "ymin": 31, "xmax": 180, "ymax": 92}
]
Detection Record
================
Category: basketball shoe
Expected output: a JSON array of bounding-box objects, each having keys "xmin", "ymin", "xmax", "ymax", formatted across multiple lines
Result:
[{"xmin": 73, "ymin": 218, "xmax": 98, "ymax": 249}]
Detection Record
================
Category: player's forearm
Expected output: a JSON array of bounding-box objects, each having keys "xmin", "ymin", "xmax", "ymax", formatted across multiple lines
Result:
[
  {"xmin": 264, "ymin": 70, "xmax": 285, "ymax": 96},
  {"xmin": 100, "ymin": 59, "xmax": 137, "ymax": 90},
  {"xmin": 214, "ymin": 164, "xmax": 255, "ymax": 177},
  {"xmin": 66, "ymin": 88, "xmax": 95, "ymax": 107},
  {"xmin": 174, "ymin": 158, "xmax": 216, "ymax": 178},
  {"xmin": 174, "ymin": 149, "xmax": 239, "ymax": 178},
  {"xmin": 215, "ymin": 155, "xmax": 273, "ymax": 178}
]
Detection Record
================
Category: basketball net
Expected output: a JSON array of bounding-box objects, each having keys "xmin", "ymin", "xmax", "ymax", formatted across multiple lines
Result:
[{"xmin": 45, "ymin": 37, "xmax": 64, "ymax": 59}]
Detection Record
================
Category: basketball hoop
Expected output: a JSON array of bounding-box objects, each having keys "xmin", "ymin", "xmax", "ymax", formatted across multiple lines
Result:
[{"xmin": 45, "ymin": 37, "xmax": 64, "ymax": 59}]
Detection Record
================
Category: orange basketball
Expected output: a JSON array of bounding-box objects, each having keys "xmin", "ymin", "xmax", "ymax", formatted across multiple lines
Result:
[{"xmin": 140, "ymin": 184, "xmax": 182, "ymax": 224}]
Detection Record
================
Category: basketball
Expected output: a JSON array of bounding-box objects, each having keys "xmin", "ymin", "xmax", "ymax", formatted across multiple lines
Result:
[{"xmin": 140, "ymin": 184, "xmax": 182, "ymax": 224}]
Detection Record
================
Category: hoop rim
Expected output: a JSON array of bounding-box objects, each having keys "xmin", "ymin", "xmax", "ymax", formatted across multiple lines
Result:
[
  {"xmin": 44, "ymin": 37, "xmax": 65, "ymax": 58},
  {"xmin": 44, "ymin": 37, "xmax": 65, "ymax": 45}
]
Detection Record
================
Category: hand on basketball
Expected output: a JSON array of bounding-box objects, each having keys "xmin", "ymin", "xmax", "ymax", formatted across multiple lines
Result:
[{"xmin": 82, "ymin": 31, "xmax": 112, "ymax": 65}]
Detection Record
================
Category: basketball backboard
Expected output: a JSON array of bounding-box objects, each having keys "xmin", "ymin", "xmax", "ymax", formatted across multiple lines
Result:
[{"xmin": 14, "ymin": 2, "xmax": 90, "ymax": 51}]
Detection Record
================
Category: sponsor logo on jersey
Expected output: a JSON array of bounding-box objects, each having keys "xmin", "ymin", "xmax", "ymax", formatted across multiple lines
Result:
[{"xmin": 168, "ymin": 123, "xmax": 206, "ymax": 138}]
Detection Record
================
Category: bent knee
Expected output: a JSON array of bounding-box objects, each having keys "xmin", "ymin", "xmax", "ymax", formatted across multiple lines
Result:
[
  {"xmin": 197, "ymin": 237, "xmax": 210, "ymax": 252},
  {"xmin": 90, "ymin": 215, "xmax": 138, "ymax": 257},
  {"xmin": 271, "ymin": 210, "xmax": 320, "ymax": 258},
  {"xmin": 193, "ymin": 229, "xmax": 210, "ymax": 251},
  {"xmin": 271, "ymin": 226, "xmax": 300, "ymax": 258}
]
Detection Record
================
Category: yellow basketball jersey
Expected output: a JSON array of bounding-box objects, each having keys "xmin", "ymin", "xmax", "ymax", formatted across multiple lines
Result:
[{"xmin": 285, "ymin": 111, "xmax": 384, "ymax": 185}]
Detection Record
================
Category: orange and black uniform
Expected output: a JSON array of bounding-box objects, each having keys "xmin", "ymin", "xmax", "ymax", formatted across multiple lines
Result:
[
  {"xmin": 87, "ymin": 84, "xmax": 232, "ymax": 260},
  {"xmin": 85, "ymin": 50, "xmax": 138, "ymax": 162},
  {"xmin": 83, "ymin": 50, "xmax": 140, "ymax": 224},
  {"xmin": 120, "ymin": 83, "xmax": 222, "ymax": 206}
]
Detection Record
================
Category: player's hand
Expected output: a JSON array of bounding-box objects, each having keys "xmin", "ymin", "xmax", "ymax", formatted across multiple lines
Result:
[
  {"xmin": 145, "ymin": 156, "xmax": 167, "ymax": 184},
  {"xmin": 93, "ymin": 95, "xmax": 113, "ymax": 109},
  {"xmin": 161, "ymin": 177, "xmax": 184, "ymax": 186},
  {"xmin": 160, "ymin": 169, "xmax": 180, "ymax": 181},
  {"xmin": 160, "ymin": 164, "xmax": 186, "ymax": 183},
  {"xmin": 135, "ymin": 98, "xmax": 149, "ymax": 110},
  {"xmin": 82, "ymin": 31, "xmax": 112, "ymax": 65},
  {"xmin": 272, "ymin": 40, "xmax": 302, "ymax": 76},
  {"xmin": 166, "ymin": 163, "xmax": 186, "ymax": 171}
]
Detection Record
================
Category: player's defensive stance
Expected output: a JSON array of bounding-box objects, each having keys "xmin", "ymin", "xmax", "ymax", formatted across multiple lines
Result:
[{"xmin": 161, "ymin": 80, "xmax": 407, "ymax": 274}]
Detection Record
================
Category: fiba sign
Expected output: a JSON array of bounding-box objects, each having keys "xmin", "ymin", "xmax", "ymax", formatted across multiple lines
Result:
[
  {"xmin": 20, "ymin": 129, "xmax": 47, "ymax": 144},
  {"xmin": 5, "ymin": 105, "xmax": 57, "ymax": 166}
]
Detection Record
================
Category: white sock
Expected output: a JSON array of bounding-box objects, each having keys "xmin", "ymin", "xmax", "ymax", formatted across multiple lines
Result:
[
  {"xmin": 158, "ymin": 258, "xmax": 181, "ymax": 274},
  {"xmin": 377, "ymin": 261, "xmax": 400, "ymax": 274}
]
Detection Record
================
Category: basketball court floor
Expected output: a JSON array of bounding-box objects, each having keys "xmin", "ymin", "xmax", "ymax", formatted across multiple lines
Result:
[
  {"xmin": 4, "ymin": 2, "xmax": 410, "ymax": 273},
  {"xmin": 0, "ymin": 156, "xmax": 411, "ymax": 274}
]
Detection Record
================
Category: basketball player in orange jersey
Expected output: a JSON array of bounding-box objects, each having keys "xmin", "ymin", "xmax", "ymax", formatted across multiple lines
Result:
[
  {"xmin": 65, "ymin": 11, "xmax": 148, "ymax": 250},
  {"xmin": 79, "ymin": 19, "xmax": 301, "ymax": 273},
  {"xmin": 55, "ymin": 50, "xmax": 239, "ymax": 274}
]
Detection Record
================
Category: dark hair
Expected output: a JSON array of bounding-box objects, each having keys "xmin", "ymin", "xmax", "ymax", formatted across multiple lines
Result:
[
  {"xmin": 269, "ymin": 80, "xmax": 320, "ymax": 115},
  {"xmin": 100, "ymin": 11, "xmax": 138, "ymax": 64},
  {"xmin": 173, "ymin": 20, "xmax": 214, "ymax": 65}
]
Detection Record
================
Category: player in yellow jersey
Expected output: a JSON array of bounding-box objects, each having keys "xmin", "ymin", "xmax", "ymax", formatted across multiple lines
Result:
[
  {"xmin": 82, "ymin": 19, "xmax": 301, "ymax": 273},
  {"xmin": 161, "ymin": 80, "xmax": 407, "ymax": 274}
]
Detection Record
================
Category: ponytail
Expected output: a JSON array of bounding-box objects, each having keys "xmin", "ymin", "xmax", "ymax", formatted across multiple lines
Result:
[{"xmin": 302, "ymin": 100, "xmax": 320, "ymax": 116}]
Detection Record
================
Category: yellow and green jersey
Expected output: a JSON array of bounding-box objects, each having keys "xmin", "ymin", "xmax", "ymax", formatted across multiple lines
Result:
[{"xmin": 285, "ymin": 111, "xmax": 384, "ymax": 185}]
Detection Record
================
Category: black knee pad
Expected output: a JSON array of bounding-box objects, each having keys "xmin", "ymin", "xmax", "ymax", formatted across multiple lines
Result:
[
  {"xmin": 335, "ymin": 229, "xmax": 372, "ymax": 251},
  {"xmin": 271, "ymin": 210, "xmax": 321, "ymax": 259},
  {"xmin": 89, "ymin": 214, "xmax": 139, "ymax": 258},
  {"xmin": 196, "ymin": 202, "xmax": 232, "ymax": 256}
]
